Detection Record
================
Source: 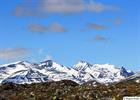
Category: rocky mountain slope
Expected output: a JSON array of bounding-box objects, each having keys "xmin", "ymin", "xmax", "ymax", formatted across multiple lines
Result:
[
  {"xmin": 0, "ymin": 60, "xmax": 134, "ymax": 84},
  {"xmin": 0, "ymin": 78, "xmax": 140, "ymax": 100}
]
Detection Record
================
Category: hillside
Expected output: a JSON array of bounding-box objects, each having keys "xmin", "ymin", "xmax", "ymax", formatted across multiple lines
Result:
[{"xmin": 0, "ymin": 79, "xmax": 140, "ymax": 100}]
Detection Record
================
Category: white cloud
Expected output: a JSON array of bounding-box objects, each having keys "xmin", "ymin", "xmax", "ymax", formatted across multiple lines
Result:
[
  {"xmin": 42, "ymin": 0, "xmax": 84, "ymax": 13},
  {"xmin": 44, "ymin": 54, "xmax": 53, "ymax": 61},
  {"xmin": 0, "ymin": 48, "xmax": 30, "ymax": 61},
  {"xmin": 14, "ymin": 0, "xmax": 118, "ymax": 16},
  {"xmin": 28, "ymin": 22, "xmax": 67, "ymax": 33},
  {"xmin": 87, "ymin": 23, "xmax": 107, "ymax": 30},
  {"xmin": 94, "ymin": 35, "xmax": 109, "ymax": 42}
]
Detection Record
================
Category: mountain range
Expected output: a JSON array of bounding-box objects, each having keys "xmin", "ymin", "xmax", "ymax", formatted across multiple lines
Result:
[{"xmin": 0, "ymin": 60, "xmax": 136, "ymax": 84}]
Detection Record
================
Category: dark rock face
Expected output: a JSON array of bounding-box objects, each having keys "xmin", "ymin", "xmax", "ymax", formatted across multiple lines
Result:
[
  {"xmin": 120, "ymin": 67, "xmax": 134, "ymax": 77},
  {"xmin": 41, "ymin": 60, "xmax": 53, "ymax": 67},
  {"xmin": 0, "ymin": 79, "xmax": 140, "ymax": 100}
]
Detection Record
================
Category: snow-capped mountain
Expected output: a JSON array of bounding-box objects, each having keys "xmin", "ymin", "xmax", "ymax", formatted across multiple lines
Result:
[
  {"xmin": 73, "ymin": 60, "xmax": 92, "ymax": 72},
  {"xmin": 73, "ymin": 61, "xmax": 134, "ymax": 83},
  {"xmin": 125, "ymin": 72, "xmax": 140, "ymax": 83},
  {"xmin": 0, "ymin": 60, "xmax": 134, "ymax": 84}
]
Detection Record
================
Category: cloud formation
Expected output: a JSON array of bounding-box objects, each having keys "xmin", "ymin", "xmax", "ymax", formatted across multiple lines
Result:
[
  {"xmin": 13, "ymin": 0, "xmax": 45, "ymax": 17},
  {"xmin": 0, "ymin": 48, "xmax": 30, "ymax": 61},
  {"xmin": 87, "ymin": 23, "xmax": 107, "ymax": 30},
  {"xmin": 94, "ymin": 35, "xmax": 109, "ymax": 42},
  {"xmin": 13, "ymin": 0, "xmax": 117, "ymax": 17},
  {"xmin": 28, "ymin": 22, "xmax": 67, "ymax": 33},
  {"xmin": 28, "ymin": 24, "xmax": 47, "ymax": 33}
]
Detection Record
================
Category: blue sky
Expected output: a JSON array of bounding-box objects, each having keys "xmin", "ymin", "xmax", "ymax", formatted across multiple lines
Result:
[{"xmin": 0, "ymin": 0, "xmax": 139, "ymax": 71}]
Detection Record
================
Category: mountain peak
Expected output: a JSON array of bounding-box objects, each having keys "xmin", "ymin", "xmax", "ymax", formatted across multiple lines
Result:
[
  {"xmin": 40, "ymin": 60, "xmax": 53, "ymax": 67},
  {"xmin": 78, "ymin": 60, "xmax": 88, "ymax": 63},
  {"xmin": 39, "ymin": 60, "xmax": 68, "ymax": 71},
  {"xmin": 73, "ymin": 60, "xmax": 92, "ymax": 71},
  {"xmin": 120, "ymin": 66, "xmax": 134, "ymax": 77},
  {"xmin": 0, "ymin": 60, "xmax": 32, "ymax": 68},
  {"xmin": 0, "ymin": 60, "xmax": 135, "ymax": 84}
]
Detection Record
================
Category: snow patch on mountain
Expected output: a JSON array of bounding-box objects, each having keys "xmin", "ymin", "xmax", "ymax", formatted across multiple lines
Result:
[{"xmin": 0, "ymin": 60, "xmax": 134, "ymax": 84}]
